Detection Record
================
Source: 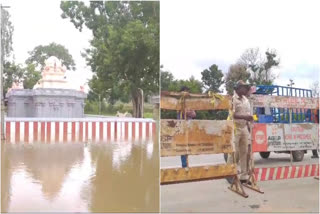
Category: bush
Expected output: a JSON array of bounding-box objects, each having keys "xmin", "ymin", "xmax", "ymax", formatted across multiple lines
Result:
[
  {"xmin": 196, "ymin": 110, "xmax": 228, "ymax": 120},
  {"xmin": 100, "ymin": 101, "xmax": 108, "ymax": 113},
  {"xmin": 84, "ymin": 100, "xmax": 99, "ymax": 114},
  {"xmin": 144, "ymin": 112, "xmax": 153, "ymax": 118},
  {"xmin": 105, "ymin": 104, "xmax": 115, "ymax": 114},
  {"xmin": 161, "ymin": 110, "xmax": 178, "ymax": 119},
  {"xmin": 161, "ymin": 109, "xmax": 228, "ymax": 120},
  {"xmin": 118, "ymin": 103, "xmax": 124, "ymax": 111},
  {"xmin": 85, "ymin": 100, "xmax": 155, "ymax": 117}
]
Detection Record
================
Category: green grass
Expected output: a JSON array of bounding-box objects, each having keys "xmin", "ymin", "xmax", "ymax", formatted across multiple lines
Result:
[
  {"xmin": 85, "ymin": 100, "xmax": 154, "ymax": 118},
  {"xmin": 144, "ymin": 112, "xmax": 153, "ymax": 118}
]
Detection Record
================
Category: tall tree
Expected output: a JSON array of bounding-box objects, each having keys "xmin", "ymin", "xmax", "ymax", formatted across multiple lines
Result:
[
  {"xmin": 310, "ymin": 80, "xmax": 319, "ymax": 98},
  {"xmin": 25, "ymin": 42, "xmax": 76, "ymax": 71},
  {"xmin": 3, "ymin": 62, "xmax": 24, "ymax": 94},
  {"xmin": 225, "ymin": 63, "xmax": 250, "ymax": 95},
  {"xmin": 160, "ymin": 69, "xmax": 174, "ymax": 91},
  {"xmin": 201, "ymin": 64, "xmax": 224, "ymax": 93},
  {"xmin": 238, "ymin": 47, "xmax": 261, "ymax": 81},
  {"xmin": 160, "ymin": 68, "xmax": 202, "ymax": 93},
  {"xmin": 60, "ymin": 1, "xmax": 159, "ymax": 118},
  {"xmin": 22, "ymin": 64, "xmax": 41, "ymax": 89},
  {"xmin": 239, "ymin": 47, "xmax": 280, "ymax": 85},
  {"xmin": 1, "ymin": 8, "xmax": 13, "ymax": 61},
  {"xmin": 264, "ymin": 50, "xmax": 280, "ymax": 82},
  {"xmin": 168, "ymin": 76, "xmax": 203, "ymax": 93},
  {"xmin": 2, "ymin": 8, "xmax": 15, "ymax": 96},
  {"xmin": 23, "ymin": 43, "xmax": 76, "ymax": 89}
]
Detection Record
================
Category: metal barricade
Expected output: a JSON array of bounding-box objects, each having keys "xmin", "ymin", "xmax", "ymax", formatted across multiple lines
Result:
[{"xmin": 160, "ymin": 91, "xmax": 249, "ymax": 198}]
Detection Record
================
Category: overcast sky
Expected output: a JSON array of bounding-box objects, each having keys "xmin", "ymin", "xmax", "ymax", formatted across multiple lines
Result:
[
  {"xmin": 3, "ymin": 0, "xmax": 320, "ymax": 93},
  {"xmin": 161, "ymin": 0, "xmax": 320, "ymax": 91},
  {"xmin": 5, "ymin": 0, "xmax": 92, "ymax": 91}
]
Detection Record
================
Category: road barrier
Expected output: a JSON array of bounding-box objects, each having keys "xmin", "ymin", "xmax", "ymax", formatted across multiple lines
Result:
[
  {"xmin": 254, "ymin": 164, "xmax": 319, "ymax": 181},
  {"xmin": 161, "ymin": 92, "xmax": 319, "ymax": 194},
  {"xmin": 3, "ymin": 117, "xmax": 156, "ymax": 143},
  {"xmin": 161, "ymin": 91, "xmax": 250, "ymax": 198}
]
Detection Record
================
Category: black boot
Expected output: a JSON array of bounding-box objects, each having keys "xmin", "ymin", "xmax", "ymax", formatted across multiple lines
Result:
[{"xmin": 311, "ymin": 150, "xmax": 319, "ymax": 158}]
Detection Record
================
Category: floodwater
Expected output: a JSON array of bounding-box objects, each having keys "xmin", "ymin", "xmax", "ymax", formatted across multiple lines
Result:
[{"xmin": 1, "ymin": 139, "xmax": 159, "ymax": 212}]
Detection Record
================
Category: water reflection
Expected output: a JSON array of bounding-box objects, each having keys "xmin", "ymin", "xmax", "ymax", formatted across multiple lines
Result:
[
  {"xmin": 86, "ymin": 140, "xmax": 159, "ymax": 212},
  {"xmin": 18, "ymin": 144, "xmax": 83, "ymax": 201},
  {"xmin": 1, "ymin": 144, "xmax": 11, "ymax": 213},
  {"xmin": 111, "ymin": 142, "xmax": 133, "ymax": 170},
  {"xmin": 1, "ymin": 139, "xmax": 159, "ymax": 212}
]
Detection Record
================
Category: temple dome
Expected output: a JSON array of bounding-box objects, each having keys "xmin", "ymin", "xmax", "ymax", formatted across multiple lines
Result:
[
  {"xmin": 43, "ymin": 56, "xmax": 66, "ymax": 73},
  {"xmin": 45, "ymin": 56, "xmax": 62, "ymax": 68}
]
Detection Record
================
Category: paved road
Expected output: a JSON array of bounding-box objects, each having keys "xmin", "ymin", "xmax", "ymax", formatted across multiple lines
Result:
[
  {"xmin": 161, "ymin": 177, "xmax": 319, "ymax": 213},
  {"xmin": 161, "ymin": 152, "xmax": 319, "ymax": 212},
  {"xmin": 161, "ymin": 151, "xmax": 318, "ymax": 168}
]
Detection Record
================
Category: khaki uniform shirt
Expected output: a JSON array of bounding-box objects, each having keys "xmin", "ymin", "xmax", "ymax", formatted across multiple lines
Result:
[{"xmin": 231, "ymin": 92, "xmax": 251, "ymax": 129}]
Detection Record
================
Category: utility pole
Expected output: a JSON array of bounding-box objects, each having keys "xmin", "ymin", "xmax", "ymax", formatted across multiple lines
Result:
[
  {"xmin": 0, "ymin": 4, "xmax": 10, "ymax": 142},
  {"xmin": 287, "ymin": 79, "xmax": 294, "ymax": 87},
  {"xmin": 287, "ymin": 79, "xmax": 295, "ymax": 124},
  {"xmin": 287, "ymin": 79, "xmax": 294, "ymax": 96}
]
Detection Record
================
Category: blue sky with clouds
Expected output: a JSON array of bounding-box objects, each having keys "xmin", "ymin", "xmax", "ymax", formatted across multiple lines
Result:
[{"xmin": 161, "ymin": 0, "xmax": 320, "ymax": 90}]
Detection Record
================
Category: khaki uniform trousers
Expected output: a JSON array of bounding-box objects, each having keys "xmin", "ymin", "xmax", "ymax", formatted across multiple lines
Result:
[{"xmin": 227, "ymin": 126, "xmax": 250, "ymax": 180}]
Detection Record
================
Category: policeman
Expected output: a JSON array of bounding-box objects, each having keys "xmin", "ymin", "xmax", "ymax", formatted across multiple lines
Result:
[{"xmin": 227, "ymin": 80, "xmax": 253, "ymax": 184}]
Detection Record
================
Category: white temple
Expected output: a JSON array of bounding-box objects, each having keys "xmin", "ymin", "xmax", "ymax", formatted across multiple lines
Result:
[
  {"xmin": 7, "ymin": 82, "xmax": 24, "ymax": 93},
  {"xmin": 6, "ymin": 56, "xmax": 87, "ymax": 118},
  {"xmin": 7, "ymin": 56, "xmax": 85, "ymax": 92},
  {"xmin": 33, "ymin": 56, "xmax": 69, "ymax": 89}
]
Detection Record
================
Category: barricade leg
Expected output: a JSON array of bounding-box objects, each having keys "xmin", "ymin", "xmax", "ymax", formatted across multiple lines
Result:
[
  {"xmin": 227, "ymin": 152, "xmax": 248, "ymax": 198},
  {"xmin": 242, "ymin": 145, "xmax": 264, "ymax": 193},
  {"xmin": 228, "ymin": 175, "xmax": 248, "ymax": 198},
  {"xmin": 243, "ymin": 171, "xmax": 264, "ymax": 193}
]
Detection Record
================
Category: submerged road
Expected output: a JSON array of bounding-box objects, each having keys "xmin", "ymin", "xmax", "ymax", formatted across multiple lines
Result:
[{"xmin": 161, "ymin": 152, "xmax": 319, "ymax": 212}]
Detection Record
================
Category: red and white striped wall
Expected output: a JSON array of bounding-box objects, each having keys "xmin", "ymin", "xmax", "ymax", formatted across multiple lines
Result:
[
  {"xmin": 254, "ymin": 164, "xmax": 319, "ymax": 181},
  {"xmin": 3, "ymin": 118, "xmax": 156, "ymax": 144}
]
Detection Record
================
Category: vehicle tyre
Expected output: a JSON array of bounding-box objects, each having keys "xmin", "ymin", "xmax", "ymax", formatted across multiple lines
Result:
[
  {"xmin": 259, "ymin": 152, "xmax": 270, "ymax": 159},
  {"xmin": 292, "ymin": 150, "xmax": 304, "ymax": 162}
]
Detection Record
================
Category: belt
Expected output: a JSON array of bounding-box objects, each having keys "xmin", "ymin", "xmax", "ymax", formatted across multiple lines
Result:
[{"xmin": 234, "ymin": 122, "xmax": 247, "ymax": 129}]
